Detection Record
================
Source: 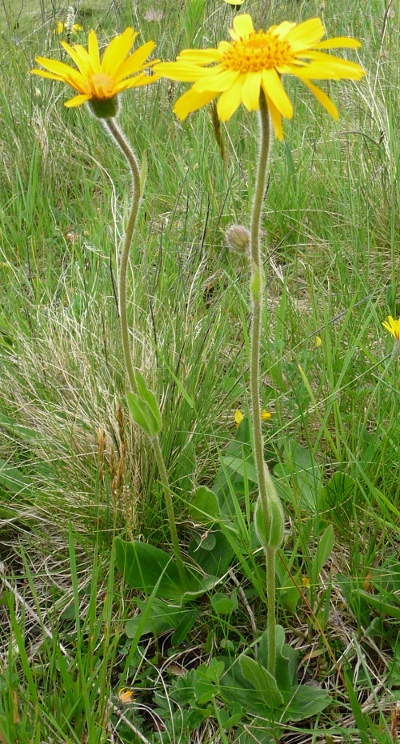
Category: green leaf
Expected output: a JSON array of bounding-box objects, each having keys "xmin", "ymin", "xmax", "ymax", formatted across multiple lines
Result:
[
  {"xmin": 258, "ymin": 625, "xmax": 297, "ymax": 693},
  {"xmin": 275, "ymin": 560, "xmax": 302, "ymax": 613},
  {"xmin": 211, "ymin": 592, "xmax": 236, "ymax": 615},
  {"xmin": 218, "ymin": 703, "xmax": 243, "ymax": 730},
  {"xmin": 127, "ymin": 390, "xmax": 162, "ymax": 436},
  {"xmin": 355, "ymin": 589, "xmax": 400, "ymax": 619},
  {"xmin": 274, "ymin": 440, "xmax": 322, "ymax": 513},
  {"xmin": 188, "ymin": 530, "xmax": 234, "ymax": 577},
  {"xmin": 322, "ymin": 471, "xmax": 356, "ymax": 509},
  {"xmin": 181, "ymin": 573, "xmax": 220, "ymax": 601},
  {"xmin": 189, "ymin": 486, "xmax": 221, "ymax": 525},
  {"xmin": 171, "ymin": 609, "xmax": 198, "ymax": 645},
  {"xmin": 222, "ymin": 455, "xmax": 258, "ymax": 483},
  {"xmin": 279, "ymin": 684, "xmax": 331, "ymax": 723},
  {"xmin": 125, "ymin": 597, "xmax": 198, "ymax": 641},
  {"xmin": 343, "ymin": 668, "xmax": 370, "ymax": 737},
  {"xmin": 310, "ymin": 523, "xmax": 335, "ymax": 588},
  {"xmin": 115, "ymin": 538, "xmax": 186, "ymax": 599},
  {"xmin": 115, "ymin": 538, "xmax": 219, "ymax": 602},
  {"xmin": 0, "ymin": 459, "xmax": 35, "ymax": 497},
  {"xmin": 193, "ymin": 678, "xmax": 215, "ymax": 705},
  {"xmin": 197, "ymin": 532, "xmax": 216, "ymax": 551},
  {"xmin": 122, "ymin": 577, "xmax": 173, "ymax": 661},
  {"xmin": 239, "ymin": 655, "xmax": 284, "ymax": 709}
]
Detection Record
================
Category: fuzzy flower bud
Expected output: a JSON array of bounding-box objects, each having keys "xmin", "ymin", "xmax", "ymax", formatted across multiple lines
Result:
[
  {"xmin": 226, "ymin": 224, "xmax": 250, "ymax": 255},
  {"xmin": 254, "ymin": 466, "xmax": 284, "ymax": 550}
]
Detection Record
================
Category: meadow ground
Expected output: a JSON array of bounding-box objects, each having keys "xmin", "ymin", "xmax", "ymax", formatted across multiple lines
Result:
[{"xmin": 0, "ymin": 0, "xmax": 399, "ymax": 742}]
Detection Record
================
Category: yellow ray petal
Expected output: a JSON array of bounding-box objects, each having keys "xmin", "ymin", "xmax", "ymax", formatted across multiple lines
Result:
[
  {"xmin": 293, "ymin": 56, "xmax": 365, "ymax": 80},
  {"xmin": 88, "ymin": 29, "xmax": 101, "ymax": 71},
  {"xmin": 115, "ymin": 73, "xmax": 159, "ymax": 91},
  {"xmin": 286, "ymin": 17, "xmax": 325, "ymax": 49},
  {"xmin": 230, "ymin": 14, "xmax": 254, "ymax": 40},
  {"xmin": 116, "ymin": 41, "xmax": 156, "ymax": 80},
  {"xmin": 264, "ymin": 90, "xmax": 284, "ymax": 140},
  {"xmin": 178, "ymin": 48, "xmax": 221, "ymax": 65},
  {"xmin": 241, "ymin": 71, "xmax": 261, "ymax": 111},
  {"xmin": 61, "ymin": 41, "xmax": 91, "ymax": 75},
  {"xmin": 261, "ymin": 68, "xmax": 293, "ymax": 118},
  {"xmin": 194, "ymin": 68, "xmax": 239, "ymax": 93},
  {"xmin": 64, "ymin": 93, "xmax": 91, "ymax": 107},
  {"xmin": 302, "ymin": 79, "xmax": 339, "ymax": 119},
  {"xmin": 31, "ymin": 68, "xmax": 66, "ymax": 81},
  {"xmin": 313, "ymin": 37, "xmax": 362, "ymax": 49},
  {"xmin": 102, "ymin": 28, "xmax": 137, "ymax": 76},
  {"xmin": 272, "ymin": 20, "xmax": 297, "ymax": 39},
  {"xmin": 217, "ymin": 75, "xmax": 243, "ymax": 120},
  {"xmin": 155, "ymin": 61, "xmax": 210, "ymax": 82},
  {"xmin": 174, "ymin": 87, "xmax": 216, "ymax": 119}
]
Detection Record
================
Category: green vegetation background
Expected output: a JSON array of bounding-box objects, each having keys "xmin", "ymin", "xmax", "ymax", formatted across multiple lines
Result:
[{"xmin": 0, "ymin": 0, "xmax": 399, "ymax": 742}]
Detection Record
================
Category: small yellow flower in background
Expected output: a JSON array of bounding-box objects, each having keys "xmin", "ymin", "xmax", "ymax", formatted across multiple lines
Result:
[
  {"xmin": 235, "ymin": 409, "xmax": 272, "ymax": 427},
  {"xmin": 315, "ymin": 335, "xmax": 322, "ymax": 348},
  {"xmin": 117, "ymin": 687, "xmax": 135, "ymax": 705},
  {"xmin": 234, "ymin": 409, "xmax": 244, "ymax": 428},
  {"xmin": 382, "ymin": 315, "xmax": 400, "ymax": 342},
  {"xmin": 224, "ymin": 0, "xmax": 245, "ymax": 4},
  {"xmin": 155, "ymin": 13, "xmax": 365, "ymax": 139},
  {"xmin": 54, "ymin": 21, "xmax": 83, "ymax": 35},
  {"xmin": 301, "ymin": 576, "xmax": 310, "ymax": 588},
  {"xmin": 32, "ymin": 27, "xmax": 159, "ymax": 110}
]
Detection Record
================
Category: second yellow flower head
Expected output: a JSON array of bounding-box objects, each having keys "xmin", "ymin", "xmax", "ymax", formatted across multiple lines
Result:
[
  {"xmin": 155, "ymin": 14, "xmax": 365, "ymax": 139},
  {"xmin": 32, "ymin": 27, "xmax": 159, "ymax": 110}
]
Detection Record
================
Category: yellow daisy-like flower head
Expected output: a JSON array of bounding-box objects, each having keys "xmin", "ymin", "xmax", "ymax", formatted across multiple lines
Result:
[
  {"xmin": 155, "ymin": 14, "xmax": 365, "ymax": 139},
  {"xmin": 234, "ymin": 409, "xmax": 244, "ymax": 428},
  {"xmin": 32, "ymin": 27, "xmax": 159, "ymax": 118},
  {"xmin": 382, "ymin": 316, "xmax": 400, "ymax": 342},
  {"xmin": 118, "ymin": 687, "xmax": 135, "ymax": 705}
]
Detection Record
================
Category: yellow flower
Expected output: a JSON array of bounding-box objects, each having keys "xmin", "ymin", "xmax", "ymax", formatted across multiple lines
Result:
[
  {"xmin": 234, "ymin": 409, "xmax": 244, "ymax": 427},
  {"xmin": 315, "ymin": 335, "xmax": 322, "ymax": 348},
  {"xmin": 32, "ymin": 27, "xmax": 159, "ymax": 109},
  {"xmin": 382, "ymin": 315, "xmax": 400, "ymax": 342},
  {"xmin": 118, "ymin": 687, "xmax": 135, "ymax": 705},
  {"xmin": 54, "ymin": 21, "xmax": 83, "ymax": 34},
  {"xmin": 301, "ymin": 576, "xmax": 310, "ymax": 588},
  {"xmin": 155, "ymin": 14, "xmax": 364, "ymax": 139},
  {"xmin": 235, "ymin": 409, "xmax": 271, "ymax": 427}
]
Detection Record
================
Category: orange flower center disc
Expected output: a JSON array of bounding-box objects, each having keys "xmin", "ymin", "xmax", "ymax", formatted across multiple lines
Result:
[{"xmin": 223, "ymin": 31, "xmax": 293, "ymax": 72}]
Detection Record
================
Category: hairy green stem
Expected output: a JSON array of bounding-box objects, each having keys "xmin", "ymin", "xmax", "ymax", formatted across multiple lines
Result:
[
  {"xmin": 249, "ymin": 91, "xmax": 276, "ymax": 675},
  {"xmin": 105, "ymin": 118, "xmax": 141, "ymax": 396},
  {"xmin": 105, "ymin": 118, "xmax": 186, "ymax": 586}
]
